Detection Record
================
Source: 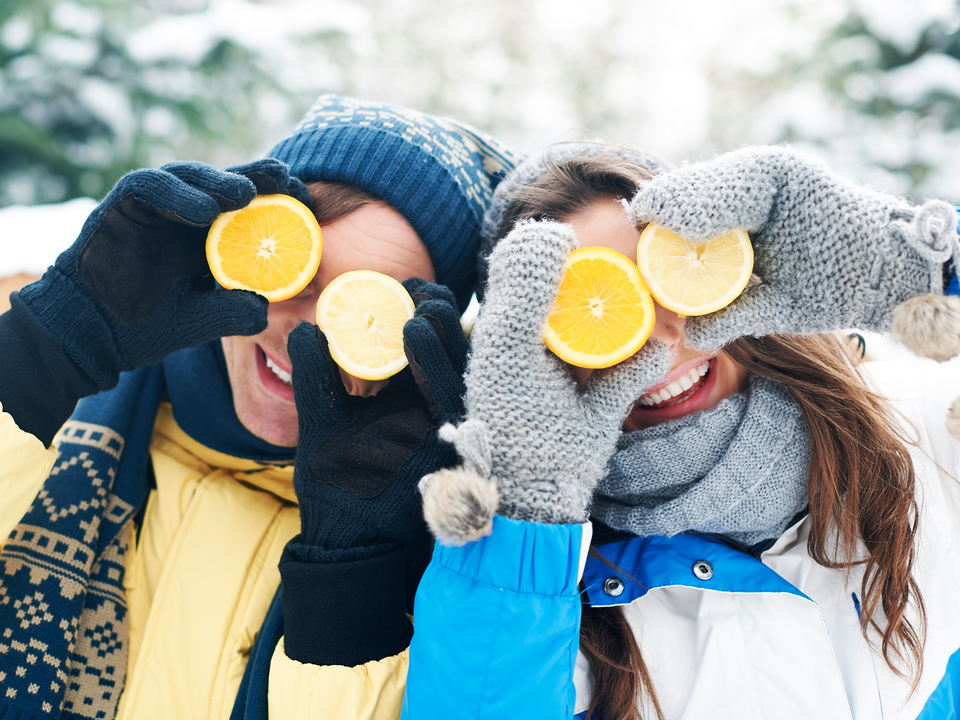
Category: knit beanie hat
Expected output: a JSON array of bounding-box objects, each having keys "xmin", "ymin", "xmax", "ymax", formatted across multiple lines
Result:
[
  {"xmin": 269, "ymin": 94, "xmax": 525, "ymax": 312},
  {"xmin": 477, "ymin": 142, "xmax": 671, "ymax": 300}
]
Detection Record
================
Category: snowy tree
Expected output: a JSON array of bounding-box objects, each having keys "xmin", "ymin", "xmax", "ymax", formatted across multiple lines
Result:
[
  {"xmin": 0, "ymin": 0, "xmax": 362, "ymax": 207},
  {"xmin": 711, "ymin": 0, "xmax": 960, "ymax": 203}
]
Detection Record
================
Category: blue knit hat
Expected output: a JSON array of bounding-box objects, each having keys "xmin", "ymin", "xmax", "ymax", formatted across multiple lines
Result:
[{"xmin": 268, "ymin": 95, "xmax": 525, "ymax": 311}]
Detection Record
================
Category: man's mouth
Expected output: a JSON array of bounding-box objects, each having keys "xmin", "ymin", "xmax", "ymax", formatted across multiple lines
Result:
[
  {"xmin": 256, "ymin": 345, "xmax": 296, "ymax": 402},
  {"xmin": 636, "ymin": 359, "xmax": 710, "ymax": 408},
  {"xmin": 265, "ymin": 354, "xmax": 292, "ymax": 386}
]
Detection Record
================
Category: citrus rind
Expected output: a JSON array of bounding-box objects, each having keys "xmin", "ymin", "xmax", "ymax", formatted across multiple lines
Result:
[
  {"xmin": 206, "ymin": 194, "xmax": 322, "ymax": 303},
  {"xmin": 543, "ymin": 246, "xmax": 656, "ymax": 369},
  {"xmin": 316, "ymin": 270, "xmax": 416, "ymax": 381},
  {"xmin": 637, "ymin": 224, "xmax": 753, "ymax": 317}
]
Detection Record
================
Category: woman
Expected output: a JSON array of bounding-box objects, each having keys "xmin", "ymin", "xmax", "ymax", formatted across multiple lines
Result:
[{"xmin": 403, "ymin": 144, "xmax": 960, "ymax": 719}]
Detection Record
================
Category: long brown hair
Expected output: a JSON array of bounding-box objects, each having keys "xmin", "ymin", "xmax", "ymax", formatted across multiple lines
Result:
[{"xmin": 498, "ymin": 149, "xmax": 925, "ymax": 719}]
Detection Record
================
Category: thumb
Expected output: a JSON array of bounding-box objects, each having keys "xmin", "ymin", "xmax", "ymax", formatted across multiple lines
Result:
[
  {"xmin": 684, "ymin": 285, "xmax": 787, "ymax": 351},
  {"xmin": 173, "ymin": 285, "xmax": 269, "ymax": 342},
  {"xmin": 582, "ymin": 339, "xmax": 671, "ymax": 423}
]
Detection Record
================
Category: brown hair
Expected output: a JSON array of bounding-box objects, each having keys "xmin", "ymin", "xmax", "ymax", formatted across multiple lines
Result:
[
  {"xmin": 305, "ymin": 180, "xmax": 382, "ymax": 226},
  {"xmin": 498, "ymin": 151, "xmax": 925, "ymax": 719}
]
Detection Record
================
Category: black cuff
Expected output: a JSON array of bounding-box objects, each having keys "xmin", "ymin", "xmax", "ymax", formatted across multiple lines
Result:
[
  {"xmin": 0, "ymin": 293, "xmax": 99, "ymax": 445},
  {"xmin": 279, "ymin": 544, "xmax": 413, "ymax": 667}
]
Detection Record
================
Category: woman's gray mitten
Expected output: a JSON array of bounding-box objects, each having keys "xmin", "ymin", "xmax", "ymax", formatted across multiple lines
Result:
[
  {"xmin": 419, "ymin": 220, "xmax": 670, "ymax": 545},
  {"xmin": 628, "ymin": 145, "xmax": 960, "ymax": 352}
]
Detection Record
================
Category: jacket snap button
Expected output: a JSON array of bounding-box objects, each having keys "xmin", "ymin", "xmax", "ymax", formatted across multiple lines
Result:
[
  {"xmin": 603, "ymin": 577, "xmax": 624, "ymax": 597},
  {"xmin": 693, "ymin": 560, "xmax": 714, "ymax": 580}
]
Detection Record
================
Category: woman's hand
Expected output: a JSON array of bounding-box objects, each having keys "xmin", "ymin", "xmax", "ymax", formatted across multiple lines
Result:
[
  {"xmin": 421, "ymin": 220, "xmax": 670, "ymax": 544},
  {"xmin": 628, "ymin": 145, "xmax": 959, "ymax": 350}
]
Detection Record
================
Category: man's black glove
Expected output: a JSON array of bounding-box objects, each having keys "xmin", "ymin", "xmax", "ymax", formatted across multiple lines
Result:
[
  {"xmin": 15, "ymin": 158, "xmax": 311, "ymax": 391},
  {"xmin": 279, "ymin": 279, "xmax": 467, "ymax": 666}
]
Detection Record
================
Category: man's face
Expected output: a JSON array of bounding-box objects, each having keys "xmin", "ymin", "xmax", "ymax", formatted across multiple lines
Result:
[{"xmin": 221, "ymin": 202, "xmax": 435, "ymax": 447}]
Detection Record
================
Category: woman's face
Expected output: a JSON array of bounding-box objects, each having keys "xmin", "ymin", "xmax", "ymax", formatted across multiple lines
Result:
[{"xmin": 566, "ymin": 199, "xmax": 749, "ymax": 432}]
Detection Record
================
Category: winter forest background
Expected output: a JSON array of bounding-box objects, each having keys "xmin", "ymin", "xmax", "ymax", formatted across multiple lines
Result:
[{"xmin": 2, "ymin": 0, "xmax": 960, "ymax": 340}]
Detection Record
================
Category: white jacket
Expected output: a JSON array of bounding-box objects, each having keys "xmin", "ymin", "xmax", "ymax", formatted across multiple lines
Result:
[{"xmin": 402, "ymin": 359, "xmax": 960, "ymax": 719}]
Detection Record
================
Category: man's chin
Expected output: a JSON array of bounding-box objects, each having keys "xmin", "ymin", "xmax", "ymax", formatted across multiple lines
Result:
[{"xmin": 232, "ymin": 394, "xmax": 299, "ymax": 448}]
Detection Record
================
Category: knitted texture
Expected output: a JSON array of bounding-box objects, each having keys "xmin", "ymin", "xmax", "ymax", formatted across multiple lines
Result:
[
  {"xmin": 628, "ymin": 145, "xmax": 960, "ymax": 349},
  {"xmin": 283, "ymin": 280, "xmax": 466, "ymax": 564},
  {"xmin": 592, "ymin": 375, "xmax": 810, "ymax": 546},
  {"xmin": 14, "ymin": 159, "xmax": 312, "ymax": 390},
  {"xmin": 268, "ymin": 94, "xmax": 525, "ymax": 311},
  {"xmin": 436, "ymin": 220, "xmax": 671, "ymax": 524},
  {"xmin": 477, "ymin": 142, "xmax": 671, "ymax": 300}
]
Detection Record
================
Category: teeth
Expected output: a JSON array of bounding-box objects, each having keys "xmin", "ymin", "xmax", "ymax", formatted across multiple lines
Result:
[
  {"xmin": 637, "ymin": 360, "xmax": 709, "ymax": 407},
  {"xmin": 265, "ymin": 356, "xmax": 292, "ymax": 385}
]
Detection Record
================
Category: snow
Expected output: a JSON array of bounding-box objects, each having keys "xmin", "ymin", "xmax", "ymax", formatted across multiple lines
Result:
[
  {"xmin": 885, "ymin": 54, "xmax": 960, "ymax": 106},
  {"xmin": 850, "ymin": 0, "xmax": 959, "ymax": 54},
  {"xmin": 0, "ymin": 198, "xmax": 97, "ymax": 276},
  {"xmin": 126, "ymin": 0, "xmax": 370, "ymax": 65}
]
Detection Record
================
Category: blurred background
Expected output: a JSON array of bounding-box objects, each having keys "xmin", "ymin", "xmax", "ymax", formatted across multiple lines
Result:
[{"xmin": 2, "ymin": 0, "xmax": 960, "ymax": 357}]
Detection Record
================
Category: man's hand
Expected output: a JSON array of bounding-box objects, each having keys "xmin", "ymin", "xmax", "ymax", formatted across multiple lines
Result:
[{"xmin": 16, "ymin": 158, "xmax": 311, "ymax": 389}]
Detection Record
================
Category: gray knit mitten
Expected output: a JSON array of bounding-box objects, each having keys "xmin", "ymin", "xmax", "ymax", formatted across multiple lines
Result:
[
  {"xmin": 419, "ymin": 220, "xmax": 670, "ymax": 545},
  {"xmin": 628, "ymin": 145, "xmax": 960, "ymax": 353}
]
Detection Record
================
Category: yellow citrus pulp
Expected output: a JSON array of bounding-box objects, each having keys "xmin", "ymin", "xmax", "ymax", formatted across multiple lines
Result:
[
  {"xmin": 636, "ymin": 224, "xmax": 754, "ymax": 317},
  {"xmin": 543, "ymin": 246, "xmax": 656, "ymax": 369},
  {"xmin": 206, "ymin": 194, "xmax": 322, "ymax": 302},
  {"xmin": 315, "ymin": 270, "xmax": 416, "ymax": 381}
]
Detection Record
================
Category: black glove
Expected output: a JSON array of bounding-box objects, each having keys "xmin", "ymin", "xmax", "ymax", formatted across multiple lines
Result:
[
  {"xmin": 279, "ymin": 279, "xmax": 467, "ymax": 666},
  {"xmin": 15, "ymin": 158, "xmax": 311, "ymax": 391}
]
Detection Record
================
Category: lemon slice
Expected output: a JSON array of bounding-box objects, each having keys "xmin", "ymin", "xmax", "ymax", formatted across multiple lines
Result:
[
  {"xmin": 316, "ymin": 270, "xmax": 416, "ymax": 380},
  {"xmin": 543, "ymin": 246, "xmax": 656, "ymax": 369},
  {"xmin": 206, "ymin": 194, "xmax": 322, "ymax": 302},
  {"xmin": 636, "ymin": 224, "xmax": 754, "ymax": 317}
]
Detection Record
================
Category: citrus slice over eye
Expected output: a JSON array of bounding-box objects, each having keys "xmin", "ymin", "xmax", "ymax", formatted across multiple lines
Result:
[
  {"xmin": 206, "ymin": 194, "xmax": 322, "ymax": 302},
  {"xmin": 637, "ymin": 224, "xmax": 754, "ymax": 316},
  {"xmin": 543, "ymin": 246, "xmax": 656, "ymax": 369},
  {"xmin": 315, "ymin": 270, "xmax": 416, "ymax": 381}
]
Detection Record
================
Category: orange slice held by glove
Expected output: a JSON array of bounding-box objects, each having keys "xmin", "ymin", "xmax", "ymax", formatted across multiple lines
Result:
[
  {"xmin": 637, "ymin": 224, "xmax": 754, "ymax": 317},
  {"xmin": 315, "ymin": 270, "xmax": 416, "ymax": 381},
  {"xmin": 543, "ymin": 247, "xmax": 656, "ymax": 369},
  {"xmin": 206, "ymin": 194, "xmax": 323, "ymax": 302},
  {"xmin": 543, "ymin": 227, "xmax": 754, "ymax": 369}
]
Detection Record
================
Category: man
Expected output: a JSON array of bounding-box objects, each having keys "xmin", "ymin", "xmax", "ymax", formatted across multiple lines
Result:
[{"xmin": 0, "ymin": 94, "xmax": 521, "ymax": 719}]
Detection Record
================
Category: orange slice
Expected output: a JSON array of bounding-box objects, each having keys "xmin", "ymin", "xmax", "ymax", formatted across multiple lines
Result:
[
  {"xmin": 543, "ymin": 246, "xmax": 656, "ymax": 369},
  {"xmin": 637, "ymin": 224, "xmax": 753, "ymax": 316},
  {"xmin": 206, "ymin": 194, "xmax": 322, "ymax": 302},
  {"xmin": 316, "ymin": 270, "xmax": 415, "ymax": 380}
]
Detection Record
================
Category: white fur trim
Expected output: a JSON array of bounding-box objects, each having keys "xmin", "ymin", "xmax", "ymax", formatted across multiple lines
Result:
[
  {"xmin": 420, "ymin": 467, "xmax": 500, "ymax": 546},
  {"xmin": 891, "ymin": 294, "xmax": 960, "ymax": 362}
]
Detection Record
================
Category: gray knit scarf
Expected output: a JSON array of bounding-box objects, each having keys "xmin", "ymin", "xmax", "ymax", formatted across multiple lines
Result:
[{"xmin": 590, "ymin": 376, "xmax": 810, "ymax": 547}]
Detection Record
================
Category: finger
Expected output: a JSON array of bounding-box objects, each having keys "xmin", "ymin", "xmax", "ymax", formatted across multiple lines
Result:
[
  {"xmin": 627, "ymin": 146, "xmax": 785, "ymax": 240},
  {"xmin": 581, "ymin": 339, "xmax": 671, "ymax": 423},
  {"xmin": 161, "ymin": 161, "xmax": 257, "ymax": 214},
  {"xmin": 224, "ymin": 158, "xmax": 312, "ymax": 208},
  {"xmin": 413, "ymin": 298, "xmax": 469, "ymax": 376},
  {"xmin": 172, "ymin": 284, "xmax": 269, "ymax": 342},
  {"xmin": 402, "ymin": 278, "xmax": 459, "ymax": 313},
  {"xmin": 476, "ymin": 219, "xmax": 577, "ymax": 348},
  {"xmin": 403, "ymin": 315, "xmax": 466, "ymax": 422},
  {"xmin": 100, "ymin": 168, "xmax": 226, "ymax": 228},
  {"xmin": 286, "ymin": 322, "xmax": 349, "ymax": 424},
  {"xmin": 684, "ymin": 285, "xmax": 791, "ymax": 351}
]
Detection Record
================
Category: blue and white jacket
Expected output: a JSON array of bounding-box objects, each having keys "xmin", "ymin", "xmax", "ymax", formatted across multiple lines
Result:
[{"xmin": 402, "ymin": 359, "xmax": 960, "ymax": 719}]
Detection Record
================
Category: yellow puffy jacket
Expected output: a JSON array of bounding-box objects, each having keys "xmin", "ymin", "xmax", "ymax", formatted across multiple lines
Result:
[{"xmin": 0, "ymin": 401, "xmax": 408, "ymax": 719}]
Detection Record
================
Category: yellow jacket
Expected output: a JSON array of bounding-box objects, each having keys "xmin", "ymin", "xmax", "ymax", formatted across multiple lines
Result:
[{"xmin": 0, "ymin": 401, "xmax": 408, "ymax": 719}]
